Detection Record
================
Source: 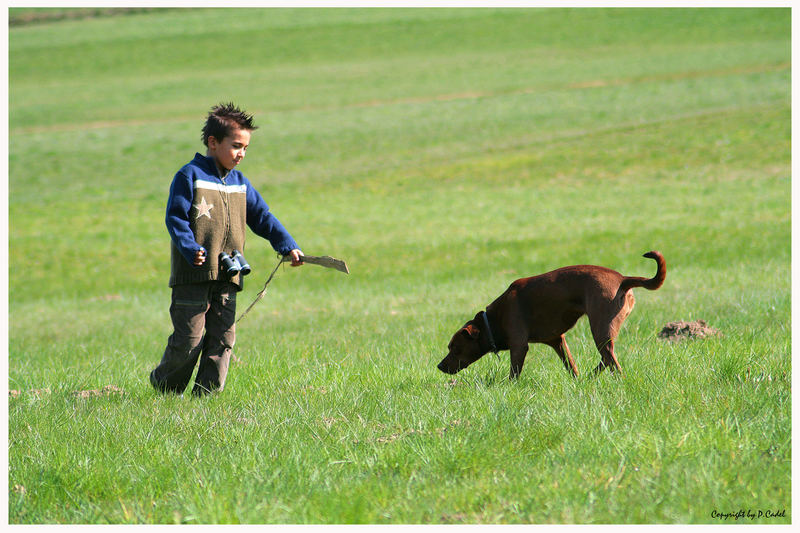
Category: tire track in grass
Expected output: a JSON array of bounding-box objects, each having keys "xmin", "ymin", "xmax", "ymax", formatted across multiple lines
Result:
[{"xmin": 12, "ymin": 61, "xmax": 789, "ymax": 136}]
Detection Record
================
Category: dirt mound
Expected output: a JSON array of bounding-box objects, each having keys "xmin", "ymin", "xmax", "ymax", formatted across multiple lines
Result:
[{"xmin": 658, "ymin": 320, "xmax": 720, "ymax": 342}]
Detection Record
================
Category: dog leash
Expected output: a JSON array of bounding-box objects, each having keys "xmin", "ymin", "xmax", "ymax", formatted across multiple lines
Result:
[
  {"xmin": 236, "ymin": 254, "xmax": 285, "ymax": 323},
  {"xmin": 236, "ymin": 253, "xmax": 350, "ymax": 323}
]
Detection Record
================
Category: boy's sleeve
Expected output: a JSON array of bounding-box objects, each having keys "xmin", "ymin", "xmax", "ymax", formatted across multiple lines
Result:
[
  {"xmin": 245, "ymin": 179, "xmax": 300, "ymax": 255},
  {"xmin": 165, "ymin": 170, "xmax": 203, "ymax": 264}
]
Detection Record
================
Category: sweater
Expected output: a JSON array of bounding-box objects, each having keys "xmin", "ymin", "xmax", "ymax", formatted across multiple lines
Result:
[{"xmin": 166, "ymin": 153, "xmax": 300, "ymax": 289}]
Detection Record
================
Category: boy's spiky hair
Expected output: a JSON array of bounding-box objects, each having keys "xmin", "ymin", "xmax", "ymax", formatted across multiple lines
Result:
[{"xmin": 201, "ymin": 102, "xmax": 258, "ymax": 146}]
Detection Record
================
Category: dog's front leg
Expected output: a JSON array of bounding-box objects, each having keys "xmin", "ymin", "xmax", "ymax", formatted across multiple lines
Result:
[{"xmin": 509, "ymin": 343, "xmax": 529, "ymax": 380}]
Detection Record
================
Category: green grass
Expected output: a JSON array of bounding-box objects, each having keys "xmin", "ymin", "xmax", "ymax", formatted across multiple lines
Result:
[{"xmin": 8, "ymin": 7, "xmax": 790, "ymax": 524}]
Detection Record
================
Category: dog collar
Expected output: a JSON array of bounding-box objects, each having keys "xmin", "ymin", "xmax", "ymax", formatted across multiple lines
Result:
[{"xmin": 480, "ymin": 310, "xmax": 498, "ymax": 354}]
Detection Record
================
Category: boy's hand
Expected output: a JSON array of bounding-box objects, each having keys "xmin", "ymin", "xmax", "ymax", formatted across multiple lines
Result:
[
  {"xmin": 289, "ymin": 249, "xmax": 304, "ymax": 267},
  {"xmin": 194, "ymin": 249, "xmax": 207, "ymax": 266}
]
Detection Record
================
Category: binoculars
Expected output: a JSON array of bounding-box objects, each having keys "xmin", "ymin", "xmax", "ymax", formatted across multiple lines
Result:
[{"xmin": 219, "ymin": 250, "xmax": 251, "ymax": 276}]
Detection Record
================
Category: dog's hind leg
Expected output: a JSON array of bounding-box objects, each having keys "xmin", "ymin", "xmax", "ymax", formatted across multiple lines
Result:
[
  {"xmin": 589, "ymin": 290, "xmax": 634, "ymax": 376},
  {"xmin": 591, "ymin": 338, "xmax": 622, "ymax": 376},
  {"xmin": 546, "ymin": 335, "xmax": 579, "ymax": 378}
]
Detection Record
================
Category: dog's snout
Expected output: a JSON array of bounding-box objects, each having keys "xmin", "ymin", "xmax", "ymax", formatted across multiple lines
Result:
[{"xmin": 437, "ymin": 357, "xmax": 459, "ymax": 374}]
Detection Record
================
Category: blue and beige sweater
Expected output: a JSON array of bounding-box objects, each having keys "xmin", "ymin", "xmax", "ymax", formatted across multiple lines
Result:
[{"xmin": 166, "ymin": 153, "xmax": 299, "ymax": 289}]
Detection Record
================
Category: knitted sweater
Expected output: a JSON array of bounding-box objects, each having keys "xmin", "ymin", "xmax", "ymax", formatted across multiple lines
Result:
[{"xmin": 166, "ymin": 153, "xmax": 300, "ymax": 289}]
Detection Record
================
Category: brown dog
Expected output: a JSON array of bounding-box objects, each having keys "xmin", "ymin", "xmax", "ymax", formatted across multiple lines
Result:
[{"xmin": 437, "ymin": 251, "xmax": 666, "ymax": 379}]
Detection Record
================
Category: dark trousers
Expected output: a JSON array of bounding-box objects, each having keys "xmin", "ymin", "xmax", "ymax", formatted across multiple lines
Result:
[{"xmin": 150, "ymin": 281, "xmax": 237, "ymax": 396}]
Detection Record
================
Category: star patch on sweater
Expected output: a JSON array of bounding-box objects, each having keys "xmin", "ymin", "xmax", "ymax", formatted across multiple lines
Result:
[{"xmin": 195, "ymin": 196, "xmax": 214, "ymax": 220}]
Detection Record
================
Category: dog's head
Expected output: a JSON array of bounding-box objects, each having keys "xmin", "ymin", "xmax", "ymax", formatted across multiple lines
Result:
[{"xmin": 437, "ymin": 317, "xmax": 488, "ymax": 374}]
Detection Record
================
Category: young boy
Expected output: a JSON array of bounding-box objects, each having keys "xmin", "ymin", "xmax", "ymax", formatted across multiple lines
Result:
[{"xmin": 150, "ymin": 102, "xmax": 303, "ymax": 396}]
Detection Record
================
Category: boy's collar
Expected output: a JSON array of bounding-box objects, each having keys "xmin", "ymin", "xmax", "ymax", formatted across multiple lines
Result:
[{"xmin": 195, "ymin": 152, "xmax": 231, "ymax": 179}]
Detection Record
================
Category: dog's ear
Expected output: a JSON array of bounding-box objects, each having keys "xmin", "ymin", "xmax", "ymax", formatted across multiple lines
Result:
[{"xmin": 462, "ymin": 324, "xmax": 480, "ymax": 340}]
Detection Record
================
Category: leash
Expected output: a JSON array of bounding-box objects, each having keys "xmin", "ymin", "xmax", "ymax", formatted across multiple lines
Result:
[
  {"xmin": 236, "ymin": 253, "xmax": 350, "ymax": 323},
  {"xmin": 236, "ymin": 254, "xmax": 285, "ymax": 323}
]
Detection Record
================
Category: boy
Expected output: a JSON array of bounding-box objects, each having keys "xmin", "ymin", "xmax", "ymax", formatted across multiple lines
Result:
[{"xmin": 150, "ymin": 102, "xmax": 303, "ymax": 396}]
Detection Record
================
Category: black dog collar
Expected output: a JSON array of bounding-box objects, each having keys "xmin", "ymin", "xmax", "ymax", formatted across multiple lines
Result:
[{"xmin": 480, "ymin": 310, "xmax": 498, "ymax": 354}]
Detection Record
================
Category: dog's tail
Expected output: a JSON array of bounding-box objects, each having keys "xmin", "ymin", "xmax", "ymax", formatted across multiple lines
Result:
[{"xmin": 619, "ymin": 251, "xmax": 666, "ymax": 292}]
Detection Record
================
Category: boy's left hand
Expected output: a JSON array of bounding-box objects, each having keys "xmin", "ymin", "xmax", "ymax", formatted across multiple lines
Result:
[{"xmin": 289, "ymin": 249, "xmax": 304, "ymax": 267}]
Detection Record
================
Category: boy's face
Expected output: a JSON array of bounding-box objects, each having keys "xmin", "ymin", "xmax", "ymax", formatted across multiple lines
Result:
[{"xmin": 207, "ymin": 127, "xmax": 251, "ymax": 171}]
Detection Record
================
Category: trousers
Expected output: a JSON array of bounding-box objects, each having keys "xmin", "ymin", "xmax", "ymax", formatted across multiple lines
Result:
[{"xmin": 150, "ymin": 281, "xmax": 237, "ymax": 396}]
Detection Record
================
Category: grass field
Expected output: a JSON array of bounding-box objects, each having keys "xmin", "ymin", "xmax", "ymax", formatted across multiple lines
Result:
[{"xmin": 7, "ymin": 7, "xmax": 791, "ymax": 524}]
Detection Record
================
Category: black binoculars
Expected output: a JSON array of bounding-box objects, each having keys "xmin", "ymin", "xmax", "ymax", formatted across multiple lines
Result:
[{"xmin": 219, "ymin": 250, "xmax": 251, "ymax": 276}]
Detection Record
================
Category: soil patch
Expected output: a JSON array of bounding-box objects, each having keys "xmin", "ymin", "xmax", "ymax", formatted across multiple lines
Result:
[
  {"xmin": 72, "ymin": 385, "xmax": 125, "ymax": 399},
  {"xmin": 10, "ymin": 8, "xmax": 164, "ymax": 26},
  {"xmin": 658, "ymin": 320, "xmax": 720, "ymax": 342},
  {"xmin": 9, "ymin": 388, "xmax": 51, "ymax": 398}
]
